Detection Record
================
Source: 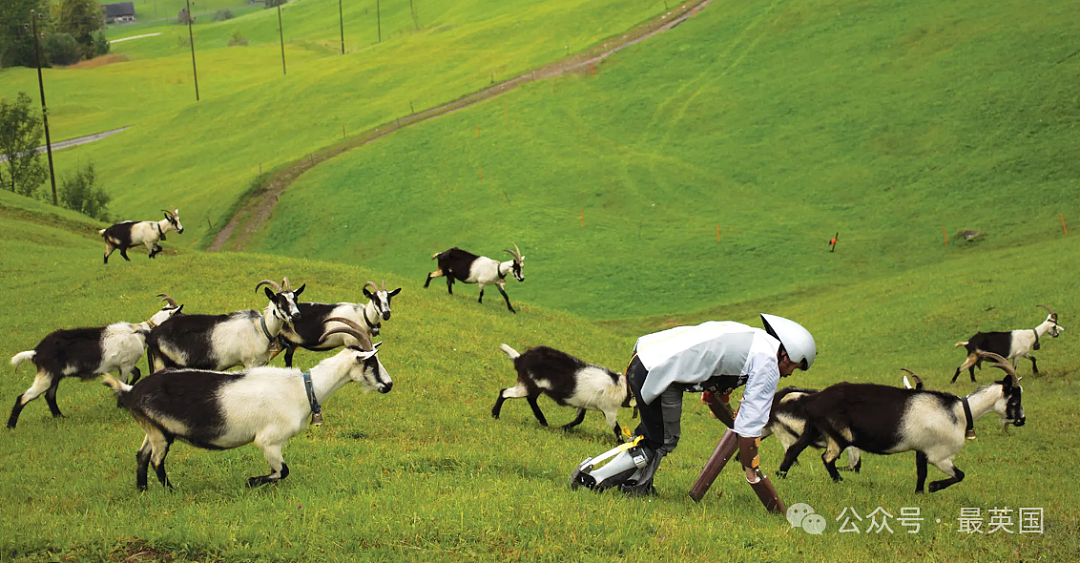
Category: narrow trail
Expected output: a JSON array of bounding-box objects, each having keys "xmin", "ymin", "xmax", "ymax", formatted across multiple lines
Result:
[{"xmin": 208, "ymin": 0, "xmax": 715, "ymax": 252}]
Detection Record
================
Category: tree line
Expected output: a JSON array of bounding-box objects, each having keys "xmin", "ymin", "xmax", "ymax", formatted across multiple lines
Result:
[{"xmin": 1, "ymin": 0, "xmax": 110, "ymax": 69}]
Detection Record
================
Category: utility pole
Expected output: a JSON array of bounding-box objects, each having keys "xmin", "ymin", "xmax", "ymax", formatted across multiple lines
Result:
[
  {"xmin": 185, "ymin": 0, "xmax": 200, "ymax": 100},
  {"xmin": 338, "ymin": 0, "xmax": 345, "ymax": 54},
  {"xmin": 28, "ymin": 10, "xmax": 57, "ymax": 205},
  {"xmin": 376, "ymin": 0, "xmax": 381, "ymax": 43},
  {"xmin": 277, "ymin": 2, "xmax": 286, "ymax": 74}
]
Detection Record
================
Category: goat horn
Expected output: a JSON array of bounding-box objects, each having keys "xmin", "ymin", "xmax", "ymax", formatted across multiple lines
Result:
[
  {"xmin": 1037, "ymin": 304, "xmax": 1055, "ymax": 316},
  {"xmin": 977, "ymin": 352, "xmax": 1020, "ymax": 380},
  {"xmin": 320, "ymin": 317, "xmax": 374, "ymax": 350},
  {"xmin": 900, "ymin": 368, "xmax": 922, "ymax": 388},
  {"xmin": 363, "ymin": 281, "xmax": 379, "ymax": 293},
  {"xmin": 156, "ymin": 293, "xmax": 179, "ymax": 308},
  {"xmin": 160, "ymin": 209, "xmax": 174, "ymax": 218},
  {"xmin": 282, "ymin": 277, "xmax": 292, "ymax": 291},
  {"xmin": 382, "ymin": 279, "xmax": 387, "ymax": 291},
  {"xmin": 513, "ymin": 242, "xmax": 521, "ymax": 260},
  {"xmin": 255, "ymin": 279, "xmax": 283, "ymax": 293},
  {"xmin": 502, "ymin": 247, "xmax": 520, "ymax": 262}
]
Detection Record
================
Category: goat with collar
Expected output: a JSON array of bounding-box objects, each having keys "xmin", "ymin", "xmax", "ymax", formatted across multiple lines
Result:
[
  {"xmin": 99, "ymin": 208, "xmax": 183, "ymax": 263},
  {"xmin": 424, "ymin": 243, "xmax": 524, "ymax": 313},
  {"xmin": 952, "ymin": 304, "xmax": 1064, "ymax": 382},
  {"xmin": 146, "ymin": 279, "xmax": 304, "ymax": 372},
  {"xmin": 104, "ymin": 317, "xmax": 391, "ymax": 490},
  {"xmin": 277, "ymin": 280, "xmax": 402, "ymax": 368},
  {"xmin": 777, "ymin": 352, "xmax": 1026, "ymax": 493}
]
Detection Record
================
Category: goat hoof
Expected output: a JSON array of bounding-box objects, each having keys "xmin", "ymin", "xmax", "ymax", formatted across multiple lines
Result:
[
  {"xmin": 775, "ymin": 470, "xmax": 787, "ymax": 479},
  {"xmin": 928, "ymin": 483, "xmax": 942, "ymax": 493},
  {"xmin": 831, "ymin": 476, "xmax": 843, "ymax": 483}
]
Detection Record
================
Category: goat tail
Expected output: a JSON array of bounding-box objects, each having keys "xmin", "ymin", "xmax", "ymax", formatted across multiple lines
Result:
[
  {"xmin": 98, "ymin": 228, "xmax": 106, "ymax": 236},
  {"xmin": 954, "ymin": 341, "xmax": 969, "ymax": 348},
  {"xmin": 499, "ymin": 344, "xmax": 521, "ymax": 360},
  {"xmin": 101, "ymin": 374, "xmax": 132, "ymax": 395},
  {"xmin": 11, "ymin": 350, "xmax": 36, "ymax": 372}
]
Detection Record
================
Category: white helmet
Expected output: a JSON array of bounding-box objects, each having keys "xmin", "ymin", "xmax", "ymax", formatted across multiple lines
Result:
[{"xmin": 760, "ymin": 314, "xmax": 816, "ymax": 370}]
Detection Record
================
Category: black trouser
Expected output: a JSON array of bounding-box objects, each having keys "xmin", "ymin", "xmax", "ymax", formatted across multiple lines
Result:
[{"xmin": 627, "ymin": 357, "xmax": 683, "ymax": 456}]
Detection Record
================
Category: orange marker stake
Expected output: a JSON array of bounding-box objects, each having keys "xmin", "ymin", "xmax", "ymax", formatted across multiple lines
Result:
[
  {"xmin": 943, "ymin": 226, "xmax": 948, "ymax": 246},
  {"xmin": 581, "ymin": 210, "xmax": 584, "ymax": 227},
  {"xmin": 505, "ymin": 104, "xmax": 508, "ymax": 118},
  {"xmin": 1062, "ymin": 213, "xmax": 1068, "ymax": 235},
  {"xmin": 477, "ymin": 125, "xmax": 480, "ymax": 139},
  {"xmin": 590, "ymin": 64, "xmax": 594, "ymax": 76}
]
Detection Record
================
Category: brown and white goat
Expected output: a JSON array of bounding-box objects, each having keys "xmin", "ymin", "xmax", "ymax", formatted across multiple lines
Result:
[{"xmin": 99, "ymin": 208, "xmax": 183, "ymax": 263}]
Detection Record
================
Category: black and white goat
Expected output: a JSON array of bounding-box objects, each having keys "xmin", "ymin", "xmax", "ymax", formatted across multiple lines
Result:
[
  {"xmin": 103, "ymin": 318, "xmax": 391, "ymax": 490},
  {"xmin": 278, "ymin": 280, "xmax": 402, "ymax": 368},
  {"xmin": 952, "ymin": 305, "xmax": 1064, "ymax": 382},
  {"xmin": 760, "ymin": 387, "xmax": 862, "ymax": 472},
  {"xmin": 492, "ymin": 344, "xmax": 632, "ymax": 442},
  {"xmin": 99, "ymin": 208, "xmax": 184, "ymax": 263},
  {"xmin": 146, "ymin": 279, "xmax": 303, "ymax": 372},
  {"xmin": 8, "ymin": 295, "xmax": 184, "ymax": 428},
  {"xmin": 424, "ymin": 243, "xmax": 524, "ymax": 313},
  {"xmin": 776, "ymin": 353, "xmax": 1026, "ymax": 493}
]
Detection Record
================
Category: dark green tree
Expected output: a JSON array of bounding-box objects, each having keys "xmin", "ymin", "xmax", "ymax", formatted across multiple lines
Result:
[
  {"xmin": 0, "ymin": 92, "xmax": 47, "ymax": 197},
  {"xmin": 0, "ymin": 0, "xmax": 47, "ymax": 68},
  {"xmin": 43, "ymin": 31, "xmax": 80, "ymax": 66},
  {"xmin": 56, "ymin": 0, "xmax": 103, "ymax": 59},
  {"xmin": 60, "ymin": 162, "xmax": 111, "ymax": 220}
]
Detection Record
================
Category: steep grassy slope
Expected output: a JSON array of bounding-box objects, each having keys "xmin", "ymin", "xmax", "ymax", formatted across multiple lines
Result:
[
  {"xmin": 0, "ymin": 0, "xmax": 672, "ymax": 240},
  {"xmin": 2, "ymin": 169, "xmax": 1078, "ymax": 562},
  {"xmin": 247, "ymin": 0, "xmax": 1080, "ymax": 319}
]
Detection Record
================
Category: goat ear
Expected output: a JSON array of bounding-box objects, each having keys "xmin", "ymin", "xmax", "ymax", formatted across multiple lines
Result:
[
  {"xmin": 355, "ymin": 349, "xmax": 377, "ymax": 361},
  {"xmin": 264, "ymin": 287, "xmax": 275, "ymax": 300},
  {"xmin": 388, "ymin": 288, "xmax": 402, "ymax": 297},
  {"xmin": 362, "ymin": 288, "xmax": 374, "ymax": 299},
  {"xmin": 174, "ymin": 305, "xmax": 183, "ymax": 315},
  {"xmin": 373, "ymin": 341, "xmax": 382, "ymax": 349},
  {"xmin": 293, "ymin": 284, "xmax": 305, "ymax": 297}
]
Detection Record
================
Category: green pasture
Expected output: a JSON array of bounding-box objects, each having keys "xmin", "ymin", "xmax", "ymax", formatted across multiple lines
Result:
[
  {"xmin": 0, "ymin": 0, "xmax": 671, "ymax": 237},
  {"xmin": 247, "ymin": 0, "xmax": 1080, "ymax": 319},
  {"xmin": 1, "ymin": 175, "xmax": 1078, "ymax": 562}
]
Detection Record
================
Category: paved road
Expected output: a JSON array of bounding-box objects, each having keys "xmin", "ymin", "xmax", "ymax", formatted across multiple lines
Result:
[{"xmin": 0, "ymin": 126, "xmax": 131, "ymax": 163}]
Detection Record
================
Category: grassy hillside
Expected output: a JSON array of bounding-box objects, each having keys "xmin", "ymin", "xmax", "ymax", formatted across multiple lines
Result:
[
  {"xmin": 246, "ymin": 0, "xmax": 1080, "ymax": 319},
  {"xmin": 2, "ymin": 165, "xmax": 1078, "ymax": 562},
  {"xmin": 0, "ymin": 0, "xmax": 671, "ymax": 241}
]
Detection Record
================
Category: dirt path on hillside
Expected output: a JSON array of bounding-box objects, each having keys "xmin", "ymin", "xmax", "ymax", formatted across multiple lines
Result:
[{"xmin": 208, "ymin": 0, "xmax": 715, "ymax": 252}]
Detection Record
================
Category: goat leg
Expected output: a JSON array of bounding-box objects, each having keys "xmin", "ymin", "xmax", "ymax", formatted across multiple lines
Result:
[
  {"xmin": 914, "ymin": 451, "xmax": 928, "ymax": 493},
  {"xmin": 526, "ymin": 395, "xmax": 548, "ymax": 426},
  {"xmin": 562, "ymin": 408, "xmax": 587, "ymax": 430}
]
